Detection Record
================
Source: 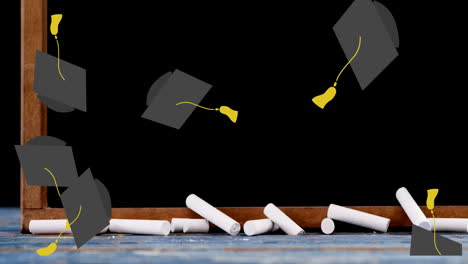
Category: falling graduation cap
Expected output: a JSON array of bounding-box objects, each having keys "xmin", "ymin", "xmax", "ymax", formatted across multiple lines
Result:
[
  {"xmin": 409, "ymin": 189, "xmax": 462, "ymax": 256},
  {"xmin": 15, "ymin": 136, "xmax": 79, "ymax": 187},
  {"xmin": 16, "ymin": 136, "xmax": 111, "ymax": 255},
  {"xmin": 142, "ymin": 69, "xmax": 238, "ymax": 129},
  {"xmin": 34, "ymin": 14, "xmax": 87, "ymax": 113},
  {"xmin": 313, "ymin": 0, "xmax": 399, "ymax": 109},
  {"xmin": 60, "ymin": 169, "xmax": 111, "ymax": 248},
  {"xmin": 35, "ymin": 169, "xmax": 111, "ymax": 256}
]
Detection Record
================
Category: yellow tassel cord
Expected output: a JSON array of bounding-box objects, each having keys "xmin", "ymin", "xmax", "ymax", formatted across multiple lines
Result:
[
  {"xmin": 37, "ymin": 168, "xmax": 82, "ymax": 256},
  {"xmin": 426, "ymin": 189, "xmax": 442, "ymax": 256},
  {"xmin": 312, "ymin": 35, "xmax": 362, "ymax": 109},
  {"xmin": 335, "ymin": 35, "xmax": 362, "ymax": 84},
  {"xmin": 176, "ymin": 101, "xmax": 216, "ymax": 111},
  {"xmin": 431, "ymin": 210, "xmax": 442, "ymax": 256},
  {"xmin": 176, "ymin": 102, "xmax": 238, "ymax": 123},
  {"xmin": 43, "ymin": 167, "xmax": 61, "ymax": 197},
  {"xmin": 55, "ymin": 37, "xmax": 66, "ymax": 80}
]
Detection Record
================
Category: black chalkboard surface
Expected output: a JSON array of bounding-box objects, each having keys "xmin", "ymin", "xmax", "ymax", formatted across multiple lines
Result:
[{"xmin": 46, "ymin": 0, "xmax": 467, "ymax": 208}]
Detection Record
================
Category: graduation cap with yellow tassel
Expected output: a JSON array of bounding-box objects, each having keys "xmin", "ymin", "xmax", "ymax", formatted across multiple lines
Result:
[
  {"xmin": 313, "ymin": 0, "xmax": 399, "ymax": 109},
  {"xmin": 34, "ymin": 14, "xmax": 87, "ymax": 112},
  {"xmin": 34, "ymin": 168, "xmax": 110, "ymax": 256},
  {"xmin": 142, "ymin": 69, "xmax": 238, "ymax": 129},
  {"xmin": 15, "ymin": 136, "xmax": 111, "ymax": 256},
  {"xmin": 410, "ymin": 188, "xmax": 462, "ymax": 256}
]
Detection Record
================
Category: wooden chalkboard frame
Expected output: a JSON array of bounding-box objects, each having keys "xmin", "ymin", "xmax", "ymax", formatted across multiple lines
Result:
[{"xmin": 20, "ymin": 0, "xmax": 468, "ymax": 233}]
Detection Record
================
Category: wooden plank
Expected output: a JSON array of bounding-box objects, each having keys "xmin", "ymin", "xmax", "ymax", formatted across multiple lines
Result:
[
  {"xmin": 20, "ymin": 0, "xmax": 48, "ymax": 232},
  {"xmin": 21, "ymin": 206, "xmax": 468, "ymax": 232}
]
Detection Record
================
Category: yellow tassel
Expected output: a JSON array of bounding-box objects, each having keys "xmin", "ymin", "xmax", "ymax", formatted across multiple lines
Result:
[
  {"xmin": 36, "ymin": 242, "xmax": 57, "ymax": 256},
  {"xmin": 312, "ymin": 85, "xmax": 337, "ymax": 109},
  {"xmin": 176, "ymin": 102, "xmax": 238, "ymax": 123},
  {"xmin": 35, "ymin": 206, "xmax": 81, "ymax": 257},
  {"xmin": 50, "ymin": 14, "xmax": 65, "ymax": 80},
  {"xmin": 50, "ymin": 14, "xmax": 62, "ymax": 36},
  {"xmin": 312, "ymin": 35, "xmax": 361, "ymax": 109},
  {"xmin": 426, "ymin": 189, "xmax": 438, "ymax": 211},
  {"xmin": 217, "ymin": 106, "xmax": 238, "ymax": 123}
]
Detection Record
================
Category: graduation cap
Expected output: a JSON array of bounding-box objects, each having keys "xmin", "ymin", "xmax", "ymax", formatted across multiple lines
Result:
[
  {"xmin": 312, "ymin": 0, "xmax": 399, "ymax": 109},
  {"xmin": 334, "ymin": 0, "xmax": 398, "ymax": 89},
  {"xmin": 142, "ymin": 69, "xmax": 238, "ymax": 129},
  {"xmin": 60, "ymin": 168, "xmax": 111, "ymax": 248},
  {"xmin": 15, "ymin": 136, "xmax": 79, "ymax": 187},
  {"xmin": 409, "ymin": 188, "xmax": 462, "ymax": 256},
  {"xmin": 36, "ymin": 169, "xmax": 111, "ymax": 256},
  {"xmin": 410, "ymin": 225, "xmax": 462, "ymax": 256},
  {"xmin": 33, "ymin": 14, "xmax": 87, "ymax": 113}
]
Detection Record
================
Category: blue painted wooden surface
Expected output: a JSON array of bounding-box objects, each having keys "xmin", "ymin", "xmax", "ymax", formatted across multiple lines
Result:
[{"xmin": 1, "ymin": 208, "xmax": 468, "ymax": 263}]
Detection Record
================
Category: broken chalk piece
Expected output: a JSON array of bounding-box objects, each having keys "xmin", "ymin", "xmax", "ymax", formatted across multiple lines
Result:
[
  {"xmin": 396, "ymin": 187, "xmax": 431, "ymax": 230},
  {"xmin": 29, "ymin": 220, "xmax": 108, "ymax": 235},
  {"xmin": 183, "ymin": 220, "xmax": 209, "ymax": 233},
  {"xmin": 29, "ymin": 220, "xmax": 72, "ymax": 234},
  {"xmin": 321, "ymin": 218, "xmax": 335, "ymax": 235},
  {"xmin": 429, "ymin": 218, "xmax": 468, "ymax": 232},
  {"xmin": 171, "ymin": 218, "xmax": 209, "ymax": 233},
  {"xmin": 264, "ymin": 203, "xmax": 305, "ymax": 235},
  {"xmin": 109, "ymin": 219, "xmax": 171, "ymax": 235},
  {"xmin": 327, "ymin": 204, "xmax": 391, "ymax": 232},
  {"xmin": 186, "ymin": 194, "xmax": 240, "ymax": 235},
  {"xmin": 243, "ymin": 219, "xmax": 279, "ymax": 236}
]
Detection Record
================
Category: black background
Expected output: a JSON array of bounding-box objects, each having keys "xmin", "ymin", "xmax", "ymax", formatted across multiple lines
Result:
[
  {"xmin": 4, "ymin": 1, "xmax": 467, "ymax": 208},
  {"xmin": 3, "ymin": 0, "xmax": 21, "ymax": 206}
]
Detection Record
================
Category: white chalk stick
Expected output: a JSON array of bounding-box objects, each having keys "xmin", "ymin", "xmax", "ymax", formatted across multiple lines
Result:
[
  {"xmin": 109, "ymin": 219, "xmax": 171, "ymax": 235},
  {"xmin": 327, "ymin": 204, "xmax": 390, "ymax": 232},
  {"xmin": 171, "ymin": 218, "xmax": 209, "ymax": 233},
  {"xmin": 321, "ymin": 218, "xmax": 335, "ymax": 235},
  {"xmin": 171, "ymin": 218, "xmax": 187, "ymax": 232},
  {"xmin": 428, "ymin": 218, "xmax": 468, "ymax": 232},
  {"xmin": 29, "ymin": 220, "xmax": 108, "ymax": 234},
  {"xmin": 186, "ymin": 194, "xmax": 240, "ymax": 235},
  {"xmin": 396, "ymin": 187, "xmax": 431, "ymax": 230},
  {"xmin": 264, "ymin": 203, "xmax": 305, "ymax": 235},
  {"xmin": 243, "ymin": 219, "xmax": 280, "ymax": 236},
  {"xmin": 29, "ymin": 220, "xmax": 72, "ymax": 234},
  {"xmin": 184, "ymin": 220, "xmax": 209, "ymax": 233}
]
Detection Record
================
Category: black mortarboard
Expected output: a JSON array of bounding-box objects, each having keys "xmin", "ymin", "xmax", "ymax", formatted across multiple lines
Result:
[
  {"xmin": 33, "ymin": 50, "xmax": 87, "ymax": 112},
  {"xmin": 410, "ymin": 225, "xmax": 462, "ymax": 256},
  {"xmin": 333, "ymin": 0, "xmax": 399, "ymax": 90},
  {"xmin": 15, "ymin": 136, "xmax": 78, "ymax": 187},
  {"xmin": 142, "ymin": 69, "xmax": 213, "ymax": 129},
  {"xmin": 60, "ymin": 168, "xmax": 111, "ymax": 248}
]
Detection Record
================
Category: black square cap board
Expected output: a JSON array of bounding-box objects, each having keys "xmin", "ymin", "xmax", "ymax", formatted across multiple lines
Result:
[
  {"xmin": 142, "ymin": 69, "xmax": 212, "ymax": 129},
  {"xmin": 60, "ymin": 168, "xmax": 111, "ymax": 248},
  {"xmin": 34, "ymin": 50, "xmax": 87, "ymax": 112},
  {"xmin": 333, "ymin": 0, "xmax": 399, "ymax": 90},
  {"xmin": 15, "ymin": 136, "xmax": 79, "ymax": 187}
]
